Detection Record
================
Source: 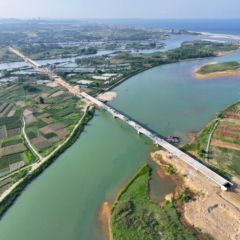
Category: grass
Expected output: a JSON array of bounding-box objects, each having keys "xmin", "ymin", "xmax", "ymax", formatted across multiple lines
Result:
[
  {"xmin": 196, "ymin": 61, "xmax": 240, "ymax": 75},
  {"xmin": 23, "ymin": 151, "xmax": 35, "ymax": 163},
  {"xmin": 110, "ymin": 164, "xmax": 196, "ymax": 240}
]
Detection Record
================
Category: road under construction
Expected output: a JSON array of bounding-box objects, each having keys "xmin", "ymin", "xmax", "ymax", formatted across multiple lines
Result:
[{"xmin": 9, "ymin": 47, "xmax": 233, "ymax": 191}]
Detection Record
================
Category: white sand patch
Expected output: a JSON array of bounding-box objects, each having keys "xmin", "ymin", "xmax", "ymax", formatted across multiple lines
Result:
[
  {"xmin": 200, "ymin": 32, "xmax": 240, "ymax": 40},
  {"xmin": 97, "ymin": 92, "xmax": 118, "ymax": 101}
]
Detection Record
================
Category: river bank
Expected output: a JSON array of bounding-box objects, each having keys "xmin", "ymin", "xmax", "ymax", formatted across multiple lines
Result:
[
  {"xmin": 151, "ymin": 150, "xmax": 240, "ymax": 240},
  {"xmin": 0, "ymin": 105, "xmax": 94, "ymax": 217}
]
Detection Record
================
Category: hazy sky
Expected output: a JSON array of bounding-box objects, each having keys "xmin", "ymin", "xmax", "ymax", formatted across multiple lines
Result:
[{"xmin": 1, "ymin": 0, "xmax": 240, "ymax": 19}]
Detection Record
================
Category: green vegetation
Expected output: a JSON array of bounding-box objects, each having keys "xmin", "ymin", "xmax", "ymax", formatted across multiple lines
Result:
[
  {"xmin": 196, "ymin": 61, "xmax": 240, "ymax": 75},
  {"xmin": 165, "ymin": 166, "xmax": 177, "ymax": 175},
  {"xmin": 110, "ymin": 164, "xmax": 196, "ymax": 240},
  {"xmin": 177, "ymin": 192, "xmax": 191, "ymax": 203},
  {"xmin": 0, "ymin": 107, "xmax": 94, "ymax": 217},
  {"xmin": 19, "ymin": 44, "xmax": 97, "ymax": 60},
  {"xmin": 181, "ymin": 143, "xmax": 197, "ymax": 152},
  {"xmin": 203, "ymin": 233, "xmax": 213, "ymax": 240}
]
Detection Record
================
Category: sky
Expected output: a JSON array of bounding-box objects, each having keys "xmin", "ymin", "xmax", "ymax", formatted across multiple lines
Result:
[{"xmin": 1, "ymin": 0, "xmax": 240, "ymax": 19}]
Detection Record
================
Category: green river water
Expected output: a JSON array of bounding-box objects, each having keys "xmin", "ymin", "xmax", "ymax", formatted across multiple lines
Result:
[{"xmin": 0, "ymin": 51, "xmax": 240, "ymax": 240}]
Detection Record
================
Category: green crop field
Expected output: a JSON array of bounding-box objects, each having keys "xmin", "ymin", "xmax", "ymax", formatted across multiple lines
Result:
[
  {"xmin": 196, "ymin": 61, "xmax": 240, "ymax": 75},
  {"xmin": 110, "ymin": 165, "xmax": 196, "ymax": 240},
  {"xmin": 0, "ymin": 143, "xmax": 27, "ymax": 157}
]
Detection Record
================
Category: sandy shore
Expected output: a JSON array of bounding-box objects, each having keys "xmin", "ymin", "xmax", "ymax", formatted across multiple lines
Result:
[
  {"xmin": 99, "ymin": 201, "xmax": 111, "ymax": 240},
  {"xmin": 97, "ymin": 92, "xmax": 118, "ymax": 102},
  {"xmin": 200, "ymin": 32, "xmax": 240, "ymax": 41},
  {"xmin": 151, "ymin": 150, "xmax": 240, "ymax": 240}
]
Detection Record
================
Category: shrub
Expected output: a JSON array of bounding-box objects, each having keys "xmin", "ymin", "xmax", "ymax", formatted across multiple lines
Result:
[{"xmin": 177, "ymin": 192, "xmax": 191, "ymax": 203}]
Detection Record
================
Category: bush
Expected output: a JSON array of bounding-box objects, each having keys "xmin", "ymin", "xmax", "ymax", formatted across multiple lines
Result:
[
  {"xmin": 165, "ymin": 166, "xmax": 176, "ymax": 175},
  {"xmin": 177, "ymin": 192, "xmax": 191, "ymax": 203}
]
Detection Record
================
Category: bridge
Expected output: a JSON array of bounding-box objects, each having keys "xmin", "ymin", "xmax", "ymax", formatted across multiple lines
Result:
[
  {"xmin": 9, "ymin": 47, "xmax": 233, "ymax": 191},
  {"xmin": 80, "ymin": 92, "xmax": 233, "ymax": 191}
]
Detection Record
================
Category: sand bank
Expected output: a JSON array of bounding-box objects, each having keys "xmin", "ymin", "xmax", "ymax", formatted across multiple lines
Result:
[
  {"xmin": 97, "ymin": 92, "xmax": 118, "ymax": 102},
  {"xmin": 99, "ymin": 201, "xmax": 111, "ymax": 240},
  {"xmin": 200, "ymin": 32, "xmax": 240, "ymax": 41},
  {"xmin": 151, "ymin": 150, "xmax": 240, "ymax": 240}
]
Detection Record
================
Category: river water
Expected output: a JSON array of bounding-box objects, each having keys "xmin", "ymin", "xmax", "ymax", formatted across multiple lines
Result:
[{"xmin": 1, "ymin": 29, "xmax": 240, "ymax": 239}]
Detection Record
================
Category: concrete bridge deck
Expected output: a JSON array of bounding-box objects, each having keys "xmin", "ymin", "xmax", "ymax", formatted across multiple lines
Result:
[
  {"xmin": 8, "ymin": 47, "xmax": 233, "ymax": 191},
  {"xmin": 80, "ymin": 92, "xmax": 233, "ymax": 191}
]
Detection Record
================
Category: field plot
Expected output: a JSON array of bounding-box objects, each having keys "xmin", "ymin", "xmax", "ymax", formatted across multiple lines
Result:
[
  {"xmin": 0, "ymin": 143, "xmax": 27, "ymax": 157},
  {"xmin": 197, "ymin": 102, "xmax": 240, "ymax": 177},
  {"xmin": 29, "ymin": 136, "xmax": 45, "ymax": 144},
  {"xmin": 25, "ymin": 114, "xmax": 37, "ymax": 124}
]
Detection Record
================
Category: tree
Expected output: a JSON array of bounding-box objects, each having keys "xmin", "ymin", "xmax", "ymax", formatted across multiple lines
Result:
[
  {"xmin": 1, "ymin": 69, "xmax": 8, "ymax": 77},
  {"xmin": 38, "ymin": 96, "xmax": 44, "ymax": 104}
]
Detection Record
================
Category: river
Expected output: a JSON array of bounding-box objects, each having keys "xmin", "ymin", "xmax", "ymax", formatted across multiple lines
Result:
[{"xmin": 1, "ymin": 33, "xmax": 240, "ymax": 239}]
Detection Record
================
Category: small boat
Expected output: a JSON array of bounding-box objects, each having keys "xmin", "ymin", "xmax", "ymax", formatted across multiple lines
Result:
[{"xmin": 165, "ymin": 136, "xmax": 179, "ymax": 143}]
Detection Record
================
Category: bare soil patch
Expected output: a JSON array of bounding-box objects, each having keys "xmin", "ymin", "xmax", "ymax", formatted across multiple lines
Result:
[
  {"xmin": 7, "ymin": 110, "xmax": 15, "ymax": 117},
  {"xmin": 36, "ymin": 104, "xmax": 50, "ymax": 109},
  {"xmin": 15, "ymin": 101, "xmax": 24, "ymax": 107},
  {"xmin": 29, "ymin": 136, "xmax": 45, "ymax": 144},
  {"xmin": 25, "ymin": 114, "xmax": 36, "ymax": 124},
  {"xmin": 37, "ymin": 93, "xmax": 50, "ymax": 99},
  {"xmin": 211, "ymin": 139, "xmax": 240, "ymax": 151},
  {"xmin": 23, "ymin": 109, "xmax": 33, "ymax": 116},
  {"xmin": 39, "ymin": 126, "xmax": 53, "ymax": 134},
  {"xmin": 48, "ymin": 122, "xmax": 66, "ymax": 131},
  {"xmin": 224, "ymin": 109, "xmax": 240, "ymax": 120},
  {"xmin": 55, "ymin": 129, "xmax": 67, "ymax": 139},
  {"xmin": 46, "ymin": 82, "xmax": 60, "ymax": 88},
  {"xmin": 50, "ymin": 91, "xmax": 64, "ymax": 98}
]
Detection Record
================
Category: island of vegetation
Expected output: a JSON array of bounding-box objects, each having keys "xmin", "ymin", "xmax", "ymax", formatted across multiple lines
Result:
[
  {"xmin": 194, "ymin": 61, "xmax": 240, "ymax": 79},
  {"xmin": 110, "ymin": 164, "xmax": 197, "ymax": 240}
]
